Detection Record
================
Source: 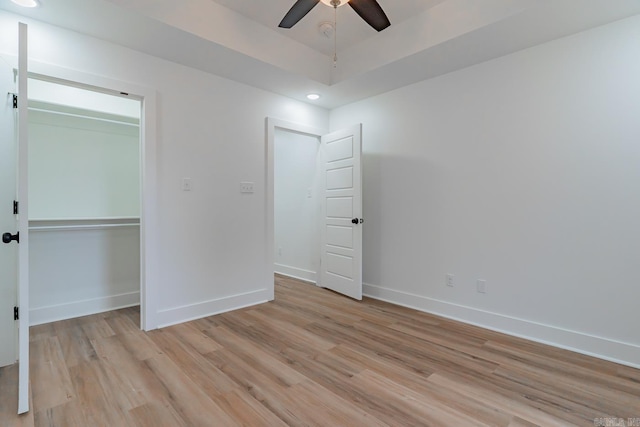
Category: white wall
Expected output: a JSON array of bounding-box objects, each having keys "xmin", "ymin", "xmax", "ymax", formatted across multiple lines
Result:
[
  {"xmin": 0, "ymin": 11, "xmax": 329, "ymax": 328},
  {"xmin": 274, "ymin": 128, "xmax": 320, "ymax": 282},
  {"xmin": 330, "ymin": 15, "xmax": 640, "ymax": 367},
  {"xmin": 29, "ymin": 223, "xmax": 140, "ymax": 325},
  {"xmin": 28, "ymin": 108, "xmax": 140, "ymax": 219}
]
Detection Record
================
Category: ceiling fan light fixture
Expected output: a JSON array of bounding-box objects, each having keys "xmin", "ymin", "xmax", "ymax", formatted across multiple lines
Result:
[
  {"xmin": 279, "ymin": 0, "xmax": 389, "ymax": 32},
  {"xmin": 318, "ymin": 22, "xmax": 335, "ymax": 38},
  {"xmin": 306, "ymin": 93, "xmax": 321, "ymax": 100},
  {"xmin": 10, "ymin": 0, "xmax": 39, "ymax": 7}
]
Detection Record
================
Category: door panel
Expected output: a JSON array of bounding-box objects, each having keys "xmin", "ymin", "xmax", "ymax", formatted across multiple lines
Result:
[
  {"xmin": 325, "ymin": 136, "xmax": 353, "ymax": 161},
  {"xmin": 326, "ymin": 197, "xmax": 353, "ymax": 218},
  {"xmin": 319, "ymin": 125, "xmax": 362, "ymax": 300},
  {"xmin": 326, "ymin": 225, "xmax": 352, "ymax": 248},
  {"xmin": 326, "ymin": 166, "xmax": 353, "ymax": 190},
  {"xmin": 326, "ymin": 253, "xmax": 354, "ymax": 278}
]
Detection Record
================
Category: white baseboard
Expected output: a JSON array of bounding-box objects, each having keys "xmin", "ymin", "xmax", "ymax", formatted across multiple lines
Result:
[
  {"xmin": 30, "ymin": 291, "xmax": 140, "ymax": 326},
  {"xmin": 274, "ymin": 263, "xmax": 316, "ymax": 284},
  {"xmin": 155, "ymin": 289, "xmax": 271, "ymax": 329},
  {"xmin": 363, "ymin": 283, "xmax": 640, "ymax": 369}
]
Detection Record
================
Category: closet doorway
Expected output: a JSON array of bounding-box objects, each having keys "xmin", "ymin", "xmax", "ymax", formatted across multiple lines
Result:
[{"xmin": 27, "ymin": 78, "xmax": 143, "ymax": 326}]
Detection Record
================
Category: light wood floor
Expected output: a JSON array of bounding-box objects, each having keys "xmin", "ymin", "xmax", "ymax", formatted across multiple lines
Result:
[{"xmin": 1, "ymin": 275, "xmax": 639, "ymax": 426}]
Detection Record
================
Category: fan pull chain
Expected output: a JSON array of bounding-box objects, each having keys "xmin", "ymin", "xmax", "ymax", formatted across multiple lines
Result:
[{"xmin": 333, "ymin": 4, "xmax": 337, "ymax": 68}]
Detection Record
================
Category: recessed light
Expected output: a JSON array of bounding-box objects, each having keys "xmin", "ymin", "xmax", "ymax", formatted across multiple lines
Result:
[
  {"xmin": 11, "ymin": 0, "xmax": 39, "ymax": 7},
  {"xmin": 307, "ymin": 93, "xmax": 320, "ymax": 100}
]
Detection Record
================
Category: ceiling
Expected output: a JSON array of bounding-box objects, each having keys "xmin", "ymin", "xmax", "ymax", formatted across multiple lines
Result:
[{"xmin": 2, "ymin": 0, "xmax": 640, "ymax": 109}]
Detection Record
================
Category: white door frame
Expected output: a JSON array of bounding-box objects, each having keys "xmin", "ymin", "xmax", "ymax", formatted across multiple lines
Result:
[
  {"xmin": 25, "ymin": 61, "xmax": 159, "ymax": 331},
  {"xmin": 265, "ymin": 118, "xmax": 327, "ymax": 299}
]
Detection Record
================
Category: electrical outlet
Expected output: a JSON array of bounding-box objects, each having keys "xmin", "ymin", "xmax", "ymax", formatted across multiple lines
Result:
[
  {"xmin": 477, "ymin": 279, "xmax": 487, "ymax": 293},
  {"xmin": 240, "ymin": 182, "xmax": 254, "ymax": 193},
  {"xmin": 446, "ymin": 274, "xmax": 454, "ymax": 287}
]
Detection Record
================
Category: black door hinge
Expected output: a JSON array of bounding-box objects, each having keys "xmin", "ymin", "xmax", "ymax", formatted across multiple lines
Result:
[
  {"xmin": 13, "ymin": 200, "xmax": 18, "ymax": 215},
  {"xmin": 14, "ymin": 306, "xmax": 19, "ymax": 321},
  {"xmin": 12, "ymin": 93, "xmax": 17, "ymax": 109}
]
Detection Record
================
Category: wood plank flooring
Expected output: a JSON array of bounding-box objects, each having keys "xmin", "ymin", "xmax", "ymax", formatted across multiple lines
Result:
[{"xmin": 1, "ymin": 274, "xmax": 639, "ymax": 426}]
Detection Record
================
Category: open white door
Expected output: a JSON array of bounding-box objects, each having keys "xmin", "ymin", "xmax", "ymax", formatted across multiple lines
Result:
[
  {"xmin": 16, "ymin": 22, "xmax": 30, "ymax": 415},
  {"xmin": 0, "ymin": 22, "xmax": 29, "ymax": 415},
  {"xmin": 319, "ymin": 124, "xmax": 363, "ymax": 300},
  {"xmin": 0, "ymin": 44, "xmax": 18, "ymax": 371}
]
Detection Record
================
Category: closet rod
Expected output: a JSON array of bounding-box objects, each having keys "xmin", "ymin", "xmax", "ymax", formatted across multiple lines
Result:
[
  {"xmin": 30, "ymin": 223, "xmax": 140, "ymax": 231},
  {"xmin": 28, "ymin": 106, "xmax": 139, "ymax": 127},
  {"xmin": 30, "ymin": 216, "xmax": 140, "ymax": 222}
]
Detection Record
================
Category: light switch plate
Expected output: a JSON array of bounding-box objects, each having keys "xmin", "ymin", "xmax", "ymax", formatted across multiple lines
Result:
[
  {"xmin": 240, "ymin": 182, "xmax": 255, "ymax": 193},
  {"xmin": 182, "ymin": 178, "xmax": 192, "ymax": 191}
]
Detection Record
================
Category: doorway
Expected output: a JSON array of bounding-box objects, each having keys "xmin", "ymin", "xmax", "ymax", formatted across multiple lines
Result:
[
  {"xmin": 27, "ymin": 78, "xmax": 142, "ymax": 326},
  {"xmin": 21, "ymin": 62, "xmax": 158, "ymax": 332},
  {"xmin": 266, "ymin": 118, "xmax": 363, "ymax": 301},
  {"xmin": 274, "ymin": 127, "xmax": 321, "ymax": 283}
]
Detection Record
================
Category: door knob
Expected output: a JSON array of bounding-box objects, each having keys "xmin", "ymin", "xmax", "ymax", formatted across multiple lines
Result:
[
  {"xmin": 351, "ymin": 218, "xmax": 362, "ymax": 225},
  {"xmin": 2, "ymin": 232, "xmax": 19, "ymax": 244}
]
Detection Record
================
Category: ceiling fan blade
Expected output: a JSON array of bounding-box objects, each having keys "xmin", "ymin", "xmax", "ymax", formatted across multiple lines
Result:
[
  {"xmin": 279, "ymin": 0, "xmax": 321, "ymax": 29},
  {"xmin": 348, "ymin": 0, "xmax": 390, "ymax": 32}
]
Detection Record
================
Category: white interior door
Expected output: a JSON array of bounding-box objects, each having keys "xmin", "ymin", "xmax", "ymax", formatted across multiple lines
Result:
[
  {"xmin": 0, "ymin": 22, "xmax": 29, "ymax": 414},
  {"xmin": 0, "ymin": 42, "xmax": 18, "ymax": 371},
  {"xmin": 16, "ymin": 22, "xmax": 30, "ymax": 415},
  {"xmin": 319, "ymin": 124, "xmax": 362, "ymax": 300}
]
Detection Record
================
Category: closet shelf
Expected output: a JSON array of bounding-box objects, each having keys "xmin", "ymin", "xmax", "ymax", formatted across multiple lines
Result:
[
  {"xmin": 29, "ymin": 223, "xmax": 139, "ymax": 231},
  {"xmin": 29, "ymin": 217, "xmax": 140, "ymax": 231},
  {"xmin": 29, "ymin": 217, "xmax": 140, "ymax": 222}
]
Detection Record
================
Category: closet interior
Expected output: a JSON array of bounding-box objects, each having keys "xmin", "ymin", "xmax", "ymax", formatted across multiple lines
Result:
[{"xmin": 28, "ymin": 79, "xmax": 142, "ymax": 325}]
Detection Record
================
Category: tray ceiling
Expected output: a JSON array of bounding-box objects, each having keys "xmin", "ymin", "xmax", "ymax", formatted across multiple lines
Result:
[{"xmin": 2, "ymin": 0, "xmax": 640, "ymax": 108}]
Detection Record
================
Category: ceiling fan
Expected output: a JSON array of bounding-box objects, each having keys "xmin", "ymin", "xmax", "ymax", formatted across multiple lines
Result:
[{"xmin": 279, "ymin": 0, "xmax": 391, "ymax": 32}]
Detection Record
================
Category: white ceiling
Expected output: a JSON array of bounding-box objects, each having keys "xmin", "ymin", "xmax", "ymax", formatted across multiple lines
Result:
[{"xmin": 2, "ymin": 0, "xmax": 640, "ymax": 109}]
